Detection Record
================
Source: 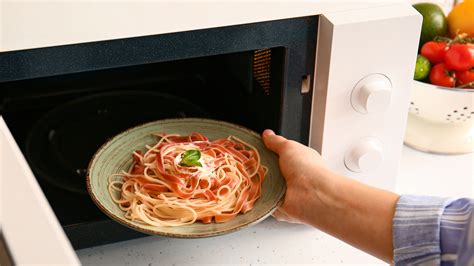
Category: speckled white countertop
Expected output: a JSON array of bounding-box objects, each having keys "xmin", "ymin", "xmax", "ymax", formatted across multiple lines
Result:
[{"xmin": 76, "ymin": 146, "xmax": 473, "ymax": 265}]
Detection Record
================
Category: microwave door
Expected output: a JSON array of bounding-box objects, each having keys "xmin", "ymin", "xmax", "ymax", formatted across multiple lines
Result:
[{"xmin": 0, "ymin": 117, "xmax": 79, "ymax": 265}]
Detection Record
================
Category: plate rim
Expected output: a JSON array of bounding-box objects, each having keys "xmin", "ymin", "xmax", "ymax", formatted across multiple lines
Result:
[{"xmin": 86, "ymin": 118, "xmax": 286, "ymax": 238}]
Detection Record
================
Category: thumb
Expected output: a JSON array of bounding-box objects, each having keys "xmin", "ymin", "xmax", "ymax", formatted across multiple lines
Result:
[{"xmin": 262, "ymin": 129, "xmax": 288, "ymax": 155}]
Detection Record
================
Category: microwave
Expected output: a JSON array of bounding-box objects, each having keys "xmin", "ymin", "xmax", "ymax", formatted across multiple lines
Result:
[{"xmin": 0, "ymin": 1, "xmax": 421, "ymax": 264}]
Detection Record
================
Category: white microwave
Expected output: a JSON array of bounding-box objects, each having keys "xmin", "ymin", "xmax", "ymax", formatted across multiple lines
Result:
[{"xmin": 0, "ymin": 1, "xmax": 421, "ymax": 264}]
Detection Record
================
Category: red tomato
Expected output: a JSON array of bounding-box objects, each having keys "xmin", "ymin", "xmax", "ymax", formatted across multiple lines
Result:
[
  {"xmin": 456, "ymin": 68, "xmax": 474, "ymax": 87},
  {"xmin": 444, "ymin": 43, "xmax": 474, "ymax": 71},
  {"xmin": 430, "ymin": 63, "xmax": 456, "ymax": 87},
  {"xmin": 421, "ymin": 41, "xmax": 448, "ymax": 64}
]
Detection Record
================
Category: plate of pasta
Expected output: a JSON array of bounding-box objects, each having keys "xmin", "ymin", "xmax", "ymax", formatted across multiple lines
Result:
[{"xmin": 86, "ymin": 118, "xmax": 285, "ymax": 238}]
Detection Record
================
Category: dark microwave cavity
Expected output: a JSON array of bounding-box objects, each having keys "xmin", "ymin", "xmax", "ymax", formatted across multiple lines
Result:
[{"xmin": 0, "ymin": 16, "xmax": 318, "ymax": 249}]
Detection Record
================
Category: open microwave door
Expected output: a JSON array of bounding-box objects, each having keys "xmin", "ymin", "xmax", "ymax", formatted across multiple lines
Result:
[{"xmin": 0, "ymin": 117, "xmax": 79, "ymax": 265}]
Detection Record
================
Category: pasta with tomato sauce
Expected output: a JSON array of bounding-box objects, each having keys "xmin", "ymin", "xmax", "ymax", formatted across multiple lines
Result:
[{"xmin": 108, "ymin": 133, "xmax": 267, "ymax": 227}]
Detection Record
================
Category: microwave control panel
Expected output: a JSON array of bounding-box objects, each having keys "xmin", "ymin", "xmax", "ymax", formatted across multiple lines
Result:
[{"xmin": 309, "ymin": 3, "xmax": 422, "ymax": 190}]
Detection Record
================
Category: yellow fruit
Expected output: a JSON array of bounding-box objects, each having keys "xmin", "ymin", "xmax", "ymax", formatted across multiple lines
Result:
[{"xmin": 447, "ymin": 0, "xmax": 474, "ymax": 37}]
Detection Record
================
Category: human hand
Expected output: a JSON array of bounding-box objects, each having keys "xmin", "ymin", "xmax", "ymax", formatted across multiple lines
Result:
[
  {"xmin": 262, "ymin": 130, "xmax": 399, "ymax": 262},
  {"xmin": 262, "ymin": 129, "xmax": 335, "ymax": 225}
]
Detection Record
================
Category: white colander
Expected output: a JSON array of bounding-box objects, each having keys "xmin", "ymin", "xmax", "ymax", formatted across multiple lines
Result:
[{"xmin": 405, "ymin": 81, "xmax": 474, "ymax": 154}]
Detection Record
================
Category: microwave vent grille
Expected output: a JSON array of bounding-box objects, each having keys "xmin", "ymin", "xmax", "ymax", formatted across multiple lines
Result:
[{"xmin": 253, "ymin": 49, "xmax": 271, "ymax": 95}]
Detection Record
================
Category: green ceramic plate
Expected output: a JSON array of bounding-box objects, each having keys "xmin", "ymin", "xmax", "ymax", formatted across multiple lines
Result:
[{"xmin": 86, "ymin": 118, "xmax": 285, "ymax": 238}]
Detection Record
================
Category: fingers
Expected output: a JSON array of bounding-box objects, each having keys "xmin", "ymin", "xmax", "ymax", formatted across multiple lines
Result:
[
  {"xmin": 272, "ymin": 208, "xmax": 300, "ymax": 224},
  {"xmin": 262, "ymin": 129, "xmax": 288, "ymax": 154},
  {"xmin": 272, "ymin": 208, "xmax": 289, "ymax": 222}
]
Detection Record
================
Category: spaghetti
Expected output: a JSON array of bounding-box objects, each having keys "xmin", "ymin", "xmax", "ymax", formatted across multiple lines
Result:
[{"xmin": 108, "ymin": 133, "xmax": 267, "ymax": 227}]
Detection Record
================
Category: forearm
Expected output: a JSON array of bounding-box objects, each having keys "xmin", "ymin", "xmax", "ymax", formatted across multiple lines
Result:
[
  {"xmin": 303, "ymin": 171, "xmax": 399, "ymax": 263},
  {"xmin": 262, "ymin": 131, "xmax": 473, "ymax": 264}
]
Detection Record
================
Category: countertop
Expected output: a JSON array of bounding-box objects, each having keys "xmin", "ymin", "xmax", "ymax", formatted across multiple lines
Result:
[{"xmin": 76, "ymin": 145, "xmax": 473, "ymax": 265}]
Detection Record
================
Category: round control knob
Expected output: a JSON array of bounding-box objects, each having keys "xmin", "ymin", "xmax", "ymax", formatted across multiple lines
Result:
[
  {"xmin": 351, "ymin": 74, "xmax": 392, "ymax": 114},
  {"xmin": 344, "ymin": 137, "xmax": 384, "ymax": 173}
]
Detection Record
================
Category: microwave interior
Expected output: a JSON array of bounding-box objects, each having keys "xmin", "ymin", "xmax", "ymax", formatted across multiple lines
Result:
[{"xmin": 0, "ymin": 16, "xmax": 317, "ymax": 249}]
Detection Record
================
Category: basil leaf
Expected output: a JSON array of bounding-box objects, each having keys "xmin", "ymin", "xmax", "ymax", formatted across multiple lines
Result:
[
  {"xmin": 180, "ymin": 149, "xmax": 202, "ymax": 167},
  {"xmin": 182, "ymin": 149, "xmax": 200, "ymax": 161}
]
